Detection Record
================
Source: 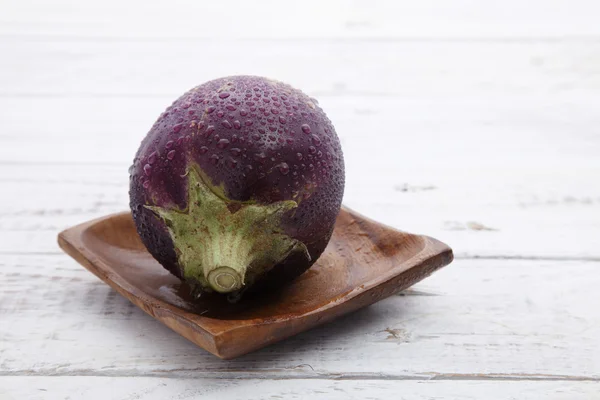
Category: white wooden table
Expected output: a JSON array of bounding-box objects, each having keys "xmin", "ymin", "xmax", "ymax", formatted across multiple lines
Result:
[{"xmin": 1, "ymin": 1, "xmax": 599, "ymax": 398}]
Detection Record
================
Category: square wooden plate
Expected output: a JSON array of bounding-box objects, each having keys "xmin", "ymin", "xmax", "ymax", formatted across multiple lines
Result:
[{"xmin": 58, "ymin": 207, "xmax": 453, "ymax": 359}]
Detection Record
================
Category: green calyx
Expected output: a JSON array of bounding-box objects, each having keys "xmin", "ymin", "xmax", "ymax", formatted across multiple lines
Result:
[{"xmin": 146, "ymin": 165, "xmax": 310, "ymax": 294}]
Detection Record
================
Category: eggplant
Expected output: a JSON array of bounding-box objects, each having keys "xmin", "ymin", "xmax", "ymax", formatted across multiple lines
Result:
[{"xmin": 129, "ymin": 76, "xmax": 345, "ymax": 298}]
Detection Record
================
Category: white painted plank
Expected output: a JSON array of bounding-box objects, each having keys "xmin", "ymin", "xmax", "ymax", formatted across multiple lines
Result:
[
  {"xmin": 0, "ymin": 378, "xmax": 597, "ymax": 400},
  {"xmin": 2, "ymin": 0, "xmax": 600, "ymax": 39},
  {"xmin": 1, "ymin": 257, "xmax": 599, "ymax": 378},
  {"xmin": 3, "ymin": 40, "xmax": 600, "ymax": 98}
]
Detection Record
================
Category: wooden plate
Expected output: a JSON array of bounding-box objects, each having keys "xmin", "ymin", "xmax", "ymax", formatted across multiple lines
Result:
[{"xmin": 57, "ymin": 207, "xmax": 453, "ymax": 359}]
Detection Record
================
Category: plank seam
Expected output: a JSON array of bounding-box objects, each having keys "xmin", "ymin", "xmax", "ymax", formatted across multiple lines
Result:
[{"xmin": 0, "ymin": 371, "xmax": 598, "ymax": 381}]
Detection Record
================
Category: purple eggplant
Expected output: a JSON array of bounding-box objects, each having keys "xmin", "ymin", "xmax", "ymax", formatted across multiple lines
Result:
[{"xmin": 129, "ymin": 76, "xmax": 344, "ymax": 298}]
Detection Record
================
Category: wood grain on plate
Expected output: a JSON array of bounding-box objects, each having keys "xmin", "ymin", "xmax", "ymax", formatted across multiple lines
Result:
[{"xmin": 57, "ymin": 207, "xmax": 452, "ymax": 359}]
